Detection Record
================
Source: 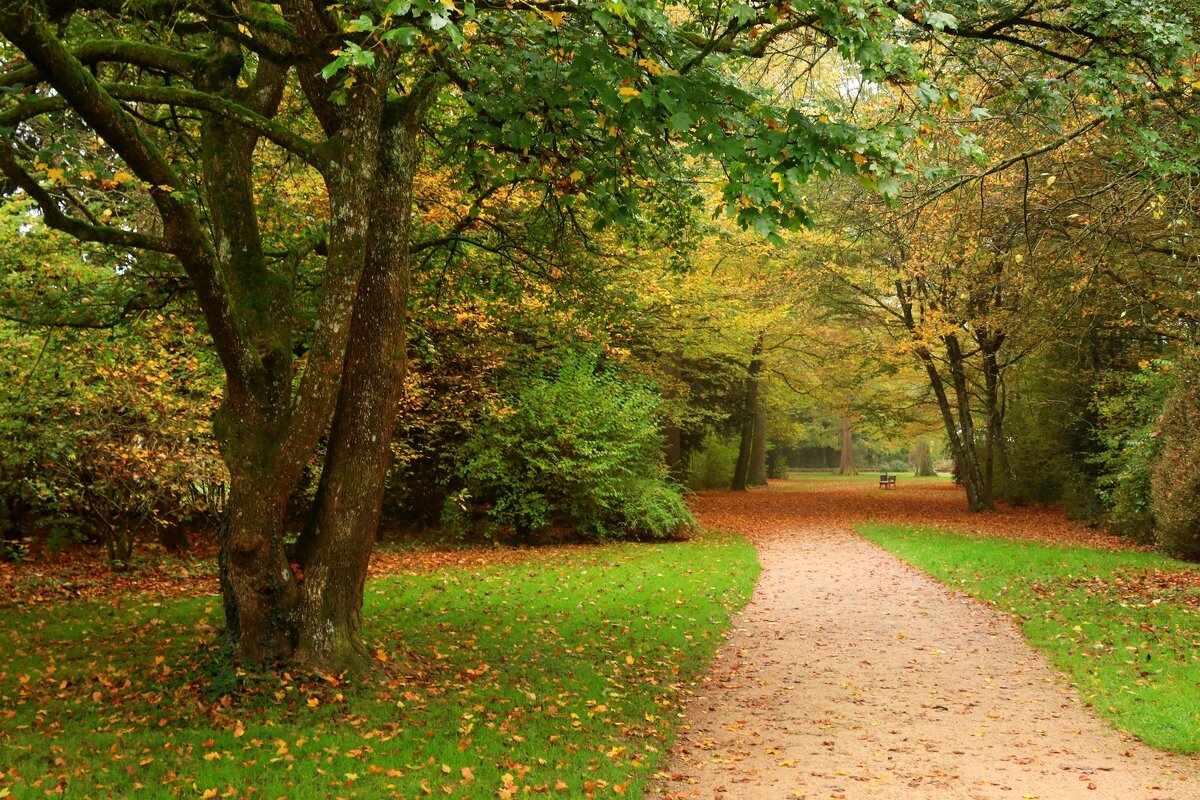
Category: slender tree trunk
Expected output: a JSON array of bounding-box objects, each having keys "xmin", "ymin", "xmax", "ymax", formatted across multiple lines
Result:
[
  {"xmin": 895, "ymin": 278, "xmax": 992, "ymax": 512},
  {"xmin": 294, "ymin": 100, "xmax": 426, "ymax": 671},
  {"xmin": 944, "ymin": 334, "xmax": 993, "ymax": 511},
  {"xmin": 662, "ymin": 354, "xmax": 684, "ymax": 480},
  {"xmin": 913, "ymin": 437, "xmax": 936, "ymax": 476},
  {"xmin": 749, "ymin": 384, "xmax": 768, "ymax": 486},
  {"xmin": 922, "ymin": 354, "xmax": 978, "ymax": 507},
  {"xmin": 979, "ymin": 337, "xmax": 1007, "ymax": 502},
  {"xmin": 837, "ymin": 416, "xmax": 856, "ymax": 476},
  {"xmin": 731, "ymin": 335, "xmax": 764, "ymax": 491}
]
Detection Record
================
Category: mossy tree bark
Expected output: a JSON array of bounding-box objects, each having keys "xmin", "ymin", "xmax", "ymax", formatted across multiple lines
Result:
[{"xmin": 293, "ymin": 93, "xmax": 430, "ymax": 671}]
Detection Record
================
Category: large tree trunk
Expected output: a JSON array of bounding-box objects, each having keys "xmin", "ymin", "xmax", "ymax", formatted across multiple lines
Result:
[
  {"xmin": 913, "ymin": 437, "xmax": 936, "ymax": 476},
  {"xmin": 837, "ymin": 416, "xmax": 856, "ymax": 476},
  {"xmin": 293, "ymin": 100, "xmax": 426, "ymax": 671},
  {"xmin": 731, "ymin": 335, "xmax": 764, "ymax": 491},
  {"xmin": 202, "ymin": 66, "xmax": 386, "ymax": 667},
  {"xmin": 199, "ymin": 57, "xmax": 305, "ymax": 664},
  {"xmin": 218, "ymin": 464, "xmax": 296, "ymax": 664},
  {"xmin": 749, "ymin": 387, "xmax": 768, "ymax": 486}
]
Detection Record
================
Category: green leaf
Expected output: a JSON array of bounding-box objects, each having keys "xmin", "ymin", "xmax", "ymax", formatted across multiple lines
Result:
[
  {"xmin": 667, "ymin": 111, "xmax": 693, "ymax": 132},
  {"xmin": 381, "ymin": 26, "xmax": 422, "ymax": 47},
  {"xmin": 925, "ymin": 10, "xmax": 958, "ymax": 31},
  {"xmin": 877, "ymin": 175, "xmax": 900, "ymax": 199}
]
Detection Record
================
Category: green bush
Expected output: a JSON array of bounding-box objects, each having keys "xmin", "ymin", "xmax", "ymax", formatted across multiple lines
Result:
[
  {"xmin": 451, "ymin": 356, "xmax": 693, "ymax": 540},
  {"xmin": 1151, "ymin": 357, "xmax": 1200, "ymax": 559},
  {"xmin": 1092, "ymin": 360, "xmax": 1174, "ymax": 542},
  {"xmin": 687, "ymin": 433, "xmax": 739, "ymax": 490},
  {"xmin": 1003, "ymin": 349, "xmax": 1104, "ymax": 519}
]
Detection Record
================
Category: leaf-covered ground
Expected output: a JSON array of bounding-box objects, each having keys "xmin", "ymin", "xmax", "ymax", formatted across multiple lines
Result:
[
  {"xmin": 696, "ymin": 473, "xmax": 1140, "ymax": 551},
  {"xmin": 0, "ymin": 534, "xmax": 758, "ymax": 799}
]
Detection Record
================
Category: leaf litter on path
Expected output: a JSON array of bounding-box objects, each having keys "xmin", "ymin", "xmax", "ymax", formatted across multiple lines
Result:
[{"xmin": 659, "ymin": 478, "xmax": 1200, "ymax": 800}]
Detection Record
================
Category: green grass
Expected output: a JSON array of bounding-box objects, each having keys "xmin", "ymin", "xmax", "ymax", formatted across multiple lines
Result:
[
  {"xmin": 858, "ymin": 523, "xmax": 1200, "ymax": 752},
  {"xmin": 0, "ymin": 533, "xmax": 758, "ymax": 799}
]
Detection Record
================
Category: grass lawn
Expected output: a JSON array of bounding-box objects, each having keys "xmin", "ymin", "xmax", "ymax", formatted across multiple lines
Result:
[
  {"xmin": 858, "ymin": 523, "xmax": 1200, "ymax": 752},
  {"xmin": 0, "ymin": 532, "xmax": 758, "ymax": 799}
]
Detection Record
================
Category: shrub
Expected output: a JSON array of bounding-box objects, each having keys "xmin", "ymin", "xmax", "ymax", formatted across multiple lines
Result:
[
  {"xmin": 1151, "ymin": 357, "xmax": 1200, "ymax": 559},
  {"xmin": 687, "ymin": 433, "xmax": 739, "ymax": 490},
  {"xmin": 452, "ymin": 356, "xmax": 694, "ymax": 541},
  {"xmin": 1092, "ymin": 360, "xmax": 1174, "ymax": 542},
  {"xmin": 0, "ymin": 315, "xmax": 226, "ymax": 567}
]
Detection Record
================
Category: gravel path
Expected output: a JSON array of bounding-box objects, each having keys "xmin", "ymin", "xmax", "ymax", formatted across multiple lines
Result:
[{"xmin": 658, "ymin": 514, "xmax": 1199, "ymax": 799}]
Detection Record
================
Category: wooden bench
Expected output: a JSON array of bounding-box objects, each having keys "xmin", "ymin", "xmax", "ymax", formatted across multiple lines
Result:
[{"xmin": 879, "ymin": 472, "xmax": 897, "ymax": 489}]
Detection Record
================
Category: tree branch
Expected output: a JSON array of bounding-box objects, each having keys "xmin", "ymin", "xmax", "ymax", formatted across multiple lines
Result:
[{"xmin": 0, "ymin": 143, "xmax": 174, "ymax": 252}]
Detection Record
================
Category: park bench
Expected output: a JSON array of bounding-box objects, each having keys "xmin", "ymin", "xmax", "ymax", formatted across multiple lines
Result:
[{"xmin": 879, "ymin": 471, "xmax": 897, "ymax": 489}]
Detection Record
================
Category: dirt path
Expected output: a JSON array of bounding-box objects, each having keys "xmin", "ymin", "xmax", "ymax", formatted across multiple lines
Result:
[{"xmin": 658, "ymin": 482, "xmax": 1199, "ymax": 799}]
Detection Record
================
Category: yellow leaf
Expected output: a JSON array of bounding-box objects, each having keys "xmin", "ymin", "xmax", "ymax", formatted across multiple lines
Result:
[
  {"xmin": 307, "ymin": 697, "xmax": 320, "ymax": 707},
  {"xmin": 637, "ymin": 58, "xmax": 662, "ymax": 76},
  {"xmin": 1045, "ymin": 175, "xmax": 1056, "ymax": 186},
  {"xmin": 625, "ymin": 654, "xmax": 634, "ymax": 665},
  {"xmin": 113, "ymin": 171, "xmax": 134, "ymax": 184},
  {"xmin": 461, "ymin": 766, "xmax": 475, "ymax": 781},
  {"xmin": 543, "ymin": 10, "xmax": 564, "ymax": 26},
  {"xmin": 201, "ymin": 790, "xmax": 219, "ymax": 799},
  {"xmin": 570, "ymin": 170, "xmax": 583, "ymax": 182},
  {"xmin": 46, "ymin": 167, "xmax": 65, "ymax": 185},
  {"xmin": 617, "ymin": 86, "xmax": 640, "ymax": 101}
]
